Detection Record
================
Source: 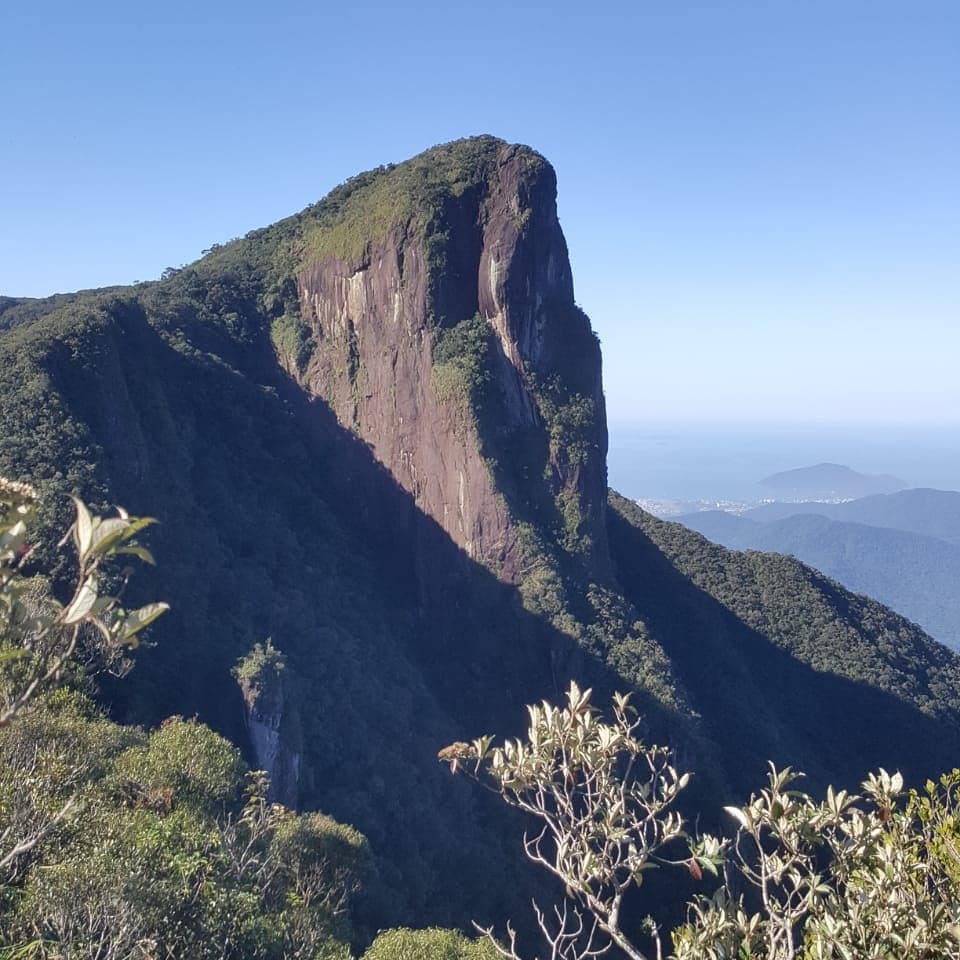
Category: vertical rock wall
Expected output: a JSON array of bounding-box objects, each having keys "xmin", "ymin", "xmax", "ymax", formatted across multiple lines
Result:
[{"xmin": 297, "ymin": 140, "xmax": 609, "ymax": 584}]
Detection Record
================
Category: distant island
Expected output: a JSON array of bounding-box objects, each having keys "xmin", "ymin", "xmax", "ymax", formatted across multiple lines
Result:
[
  {"xmin": 636, "ymin": 463, "xmax": 913, "ymax": 520},
  {"xmin": 760, "ymin": 462, "xmax": 907, "ymax": 501}
]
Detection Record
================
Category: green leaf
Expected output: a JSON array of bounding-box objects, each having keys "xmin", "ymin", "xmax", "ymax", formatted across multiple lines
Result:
[
  {"xmin": 73, "ymin": 497, "xmax": 94, "ymax": 557},
  {"xmin": 63, "ymin": 576, "xmax": 99, "ymax": 624},
  {"xmin": 87, "ymin": 517, "xmax": 133, "ymax": 556},
  {"xmin": 724, "ymin": 806, "xmax": 752, "ymax": 831},
  {"xmin": 121, "ymin": 601, "xmax": 170, "ymax": 642},
  {"xmin": 90, "ymin": 515, "xmax": 157, "ymax": 558},
  {"xmin": 698, "ymin": 856, "xmax": 719, "ymax": 877},
  {"xmin": 0, "ymin": 519, "xmax": 27, "ymax": 557},
  {"xmin": 117, "ymin": 516, "xmax": 156, "ymax": 541},
  {"xmin": 113, "ymin": 544, "xmax": 156, "ymax": 565}
]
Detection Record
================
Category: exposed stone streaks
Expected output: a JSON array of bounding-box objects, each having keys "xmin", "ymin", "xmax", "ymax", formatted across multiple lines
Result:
[{"xmin": 297, "ymin": 140, "xmax": 607, "ymax": 582}]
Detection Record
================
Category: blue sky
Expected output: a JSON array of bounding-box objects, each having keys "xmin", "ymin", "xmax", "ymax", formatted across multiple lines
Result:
[{"xmin": 2, "ymin": 1, "xmax": 957, "ymax": 424}]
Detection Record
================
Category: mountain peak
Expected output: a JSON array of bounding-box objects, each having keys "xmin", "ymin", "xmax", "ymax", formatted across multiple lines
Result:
[
  {"xmin": 299, "ymin": 136, "xmax": 548, "ymax": 270},
  {"xmin": 7, "ymin": 138, "xmax": 960, "ymax": 933},
  {"xmin": 295, "ymin": 135, "xmax": 608, "ymax": 584}
]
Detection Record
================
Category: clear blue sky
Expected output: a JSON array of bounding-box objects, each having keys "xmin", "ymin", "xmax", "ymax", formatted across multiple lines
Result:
[{"xmin": 2, "ymin": 1, "xmax": 957, "ymax": 425}]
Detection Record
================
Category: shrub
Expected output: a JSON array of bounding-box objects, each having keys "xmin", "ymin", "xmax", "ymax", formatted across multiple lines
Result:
[
  {"xmin": 446, "ymin": 683, "xmax": 960, "ymax": 960},
  {"xmin": 362, "ymin": 927, "xmax": 499, "ymax": 960}
]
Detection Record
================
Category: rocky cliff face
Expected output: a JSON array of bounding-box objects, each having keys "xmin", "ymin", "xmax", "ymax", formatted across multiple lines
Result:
[
  {"xmin": 234, "ymin": 643, "xmax": 301, "ymax": 808},
  {"xmin": 296, "ymin": 139, "xmax": 609, "ymax": 585}
]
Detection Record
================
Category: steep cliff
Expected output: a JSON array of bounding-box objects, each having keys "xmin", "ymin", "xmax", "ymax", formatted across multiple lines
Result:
[
  {"xmin": 296, "ymin": 138, "xmax": 610, "ymax": 587},
  {"xmin": 233, "ymin": 641, "xmax": 302, "ymax": 807}
]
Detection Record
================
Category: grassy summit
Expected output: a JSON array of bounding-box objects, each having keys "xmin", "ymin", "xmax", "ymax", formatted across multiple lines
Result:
[{"xmin": 301, "ymin": 136, "xmax": 543, "ymax": 265}]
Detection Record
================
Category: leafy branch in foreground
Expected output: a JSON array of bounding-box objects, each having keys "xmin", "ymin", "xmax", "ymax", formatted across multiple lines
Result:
[
  {"xmin": 444, "ymin": 684, "xmax": 960, "ymax": 960},
  {"xmin": 0, "ymin": 476, "xmax": 169, "ymax": 728},
  {"xmin": 440, "ymin": 682, "xmax": 722, "ymax": 960},
  {"xmin": 0, "ymin": 477, "xmax": 169, "ymax": 882},
  {"xmin": 673, "ymin": 765, "xmax": 960, "ymax": 959}
]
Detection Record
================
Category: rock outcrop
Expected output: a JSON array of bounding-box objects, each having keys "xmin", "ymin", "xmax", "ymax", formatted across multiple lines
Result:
[
  {"xmin": 296, "ymin": 138, "xmax": 610, "ymax": 585},
  {"xmin": 233, "ymin": 641, "xmax": 301, "ymax": 808},
  {"xmin": 9, "ymin": 133, "xmax": 960, "ymax": 933}
]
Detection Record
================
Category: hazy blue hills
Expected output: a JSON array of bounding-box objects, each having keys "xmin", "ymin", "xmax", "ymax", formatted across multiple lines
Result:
[
  {"xmin": 744, "ymin": 487, "xmax": 960, "ymax": 545},
  {"xmin": 759, "ymin": 462, "xmax": 907, "ymax": 500},
  {"xmin": 679, "ymin": 508, "xmax": 960, "ymax": 650}
]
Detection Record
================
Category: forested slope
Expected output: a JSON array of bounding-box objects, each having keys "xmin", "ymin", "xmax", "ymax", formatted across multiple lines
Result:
[
  {"xmin": 608, "ymin": 494, "xmax": 960, "ymax": 794},
  {"xmin": 680, "ymin": 509, "xmax": 960, "ymax": 650}
]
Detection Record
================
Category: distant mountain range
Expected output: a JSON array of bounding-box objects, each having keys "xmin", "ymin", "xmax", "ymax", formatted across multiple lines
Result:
[
  {"xmin": 680, "ymin": 488, "xmax": 960, "ymax": 650},
  {"xmin": 743, "ymin": 488, "xmax": 960, "ymax": 545},
  {"xmin": 760, "ymin": 462, "xmax": 907, "ymax": 500}
]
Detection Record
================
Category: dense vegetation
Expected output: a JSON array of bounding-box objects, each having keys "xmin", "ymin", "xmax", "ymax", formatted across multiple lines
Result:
[
  {"xmin": 0, "ymin": 484, "xmax": 358, "ymax": 955},
  {"xmin": 0, "ymin": 484, "xmax": 506, "ymax": 957},
  {"xmin": 4, "ymin": 137, "xmax": 960, "ymax": 946},
  {"xmin": 300, "ymin": 135, "xmax": 529, "ymax": 267},
  {"xmin": 680, "ymin": 508, "xmax": 960, "ymax": 649},
  {"xmin": 0, "ymin": 702, "xmax": 373, "ymax": 958},
  {"xmin": 0, "ymin": 155, "xmax": 559, "ymax": 930},
  {"xmin": 451, "ymin": 683, "xmax": 960, "ymax": 960}
]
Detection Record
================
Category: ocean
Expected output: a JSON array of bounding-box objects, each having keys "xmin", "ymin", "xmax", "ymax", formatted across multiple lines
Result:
[{"xmin": 607, "ymin": 422, "xmax": 960, "ymax": 502}]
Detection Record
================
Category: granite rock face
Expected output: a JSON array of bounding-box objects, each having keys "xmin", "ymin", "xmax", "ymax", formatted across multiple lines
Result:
[
  {"xmin": 296, "ymin": 139, "xmax": 609, "ymax": 584},
  {"xmin": 10, "ymin": 135, "xmax": 960, "ymax": 934}
]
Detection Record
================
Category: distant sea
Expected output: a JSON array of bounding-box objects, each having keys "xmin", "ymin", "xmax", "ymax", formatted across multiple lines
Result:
[{"xmin": 607, "ymin": 422, "xmax": 960, "ymax": 502}]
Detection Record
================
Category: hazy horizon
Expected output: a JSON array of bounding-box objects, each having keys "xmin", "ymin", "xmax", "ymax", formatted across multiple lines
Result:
[{"xmin": 607, "ymin": 420, "xmax": 960, "ymax": 501}]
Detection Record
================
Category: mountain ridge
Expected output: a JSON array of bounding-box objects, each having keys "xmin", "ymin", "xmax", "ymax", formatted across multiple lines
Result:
[
  {"xmin": 745, "ymin": 486, "xmax": 960, "ymax": 543},
  {"xmin": 3, "ymin": 135, "xmax": 960, "ymax": 931},
  {"xmin": 679, "ymin": 507, "xmax": 960, "ymax": 650}
]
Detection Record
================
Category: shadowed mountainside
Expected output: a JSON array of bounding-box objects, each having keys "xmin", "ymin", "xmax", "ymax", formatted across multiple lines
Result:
[{"xmin": 610, "ymin": 495, "xmax": 960, "ymax": 793}]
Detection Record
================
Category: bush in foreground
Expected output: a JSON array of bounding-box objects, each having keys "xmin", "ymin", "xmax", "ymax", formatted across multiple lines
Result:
[{"xmin": 444, "ymin": 683, "xmax": 960, "ymax": 960}]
